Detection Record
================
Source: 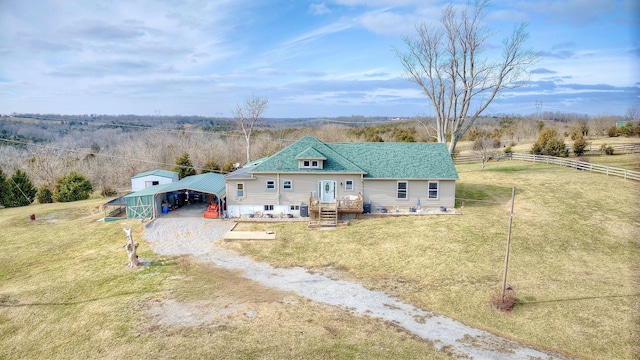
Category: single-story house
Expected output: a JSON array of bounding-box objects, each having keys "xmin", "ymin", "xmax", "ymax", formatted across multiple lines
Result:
[
  {"xmin": 224, "ymin": 136, "xmax": 458, "ymax": 221},
  {"xmin": 131, "ymin": 169, "xmax": 179, "ymax": 192},
  {"xmin": 123, "ymin": 172, "xmax": 226, "ymax": 220}
]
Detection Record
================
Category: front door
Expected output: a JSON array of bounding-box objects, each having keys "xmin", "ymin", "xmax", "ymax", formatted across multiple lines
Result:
[{"xmin": 319, "ymin": 180, "xmax": 336, "ymax": 203}]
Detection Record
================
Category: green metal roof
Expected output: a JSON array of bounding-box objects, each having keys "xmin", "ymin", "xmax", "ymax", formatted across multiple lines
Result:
[
  {"xmin": 248, "ymin": 136, "xmax": 458, "ymax": 179},
  {"xmin": 131, "ymin": 169, "xmax": 178, "ymax": 179},
  {"xmin": 176, "ymin": 173, "xmax": 226, "ymax": 196},
  {"xmin": 125, "ymin": 172, "xmax": 226, "ymax": 198}
]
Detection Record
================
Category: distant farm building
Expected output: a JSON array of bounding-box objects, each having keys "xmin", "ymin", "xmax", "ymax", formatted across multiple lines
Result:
[{"xmin": 131, "ymin": 169, "xmax": 179, "ymax": 192}]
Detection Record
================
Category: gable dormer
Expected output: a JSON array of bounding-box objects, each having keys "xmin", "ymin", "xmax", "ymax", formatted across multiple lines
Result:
[{"xmin": 296, "ymin": 146, "xmax": 326, "ymax": 170}]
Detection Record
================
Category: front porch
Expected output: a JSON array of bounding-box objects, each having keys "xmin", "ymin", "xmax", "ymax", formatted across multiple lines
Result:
[{"xmin": 308, "ymin": 192, "xmax": 363, "ymax": 228}]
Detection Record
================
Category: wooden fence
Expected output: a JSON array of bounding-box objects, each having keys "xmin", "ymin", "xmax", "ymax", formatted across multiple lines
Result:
[
  {"xmin": 509, "ymin": 153, "xmax": 640, "ymax": 181},
  {"xmin": 454, "ymin": 150, "xmax": 640, "ymax": 181},
  {"xmin": 584, "ymin": 143, "xmax": 640, "ymax": 154}
]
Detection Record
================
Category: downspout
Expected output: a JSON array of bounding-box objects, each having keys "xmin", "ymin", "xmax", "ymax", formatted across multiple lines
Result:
[{"xmin": 276, "ymin": 173, "xmax": 281, "ymax": 205}]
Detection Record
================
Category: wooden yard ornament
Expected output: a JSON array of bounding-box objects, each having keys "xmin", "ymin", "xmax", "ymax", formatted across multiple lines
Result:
[{"xmin": 123, "ymin": 228, "xmax": 139, "ymax": 267}]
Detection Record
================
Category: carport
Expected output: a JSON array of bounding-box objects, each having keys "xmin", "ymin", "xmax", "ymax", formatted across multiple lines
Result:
[{"xmin": 123, "ymin": 172, "xmax": 226, "ymax": 220}]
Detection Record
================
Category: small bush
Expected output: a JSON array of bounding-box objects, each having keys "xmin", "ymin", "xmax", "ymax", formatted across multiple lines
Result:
[
  {"xmin": 607, "ymin": 126, "xmax": 619, "ymax": 137},
  {"xmin": 222, "ymin": 161, "xmax": 239, "ymax": 173},
  {"xmin": 605, "ymin": 146, "xmax": 614, "ymax": 155},
  {"xmin": 619, "ymin": 123, "xmax": 634, "ymax": 137},
  {"xmin": 573, "ymin": 134, "xmax": 587, "ymax": 156},
  {"xmin": 531, "ymin": 128, "xmax": 566, "ymax": 157},
  {"xmin": 37, "ymin": 184, "xmax": 53, "ymax": 204},
  {"xmin": 201, "ymin": 160, "xmax": 220, "ymax": 174},
  {"xmin": 54, "ymin": 172, "xmax": 93, "ymax": 202},
  {"xmin": 101, "ymin": 187, "xmax": 117, "ymax": 197},
  {"xmin": 503, "ymin": 145, "xmax": 513, "ymax": 154}
]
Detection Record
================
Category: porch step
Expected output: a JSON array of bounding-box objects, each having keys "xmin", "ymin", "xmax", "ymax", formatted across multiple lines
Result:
[{"xmin": 319, "ymin": 206, "xmax": 337, "ymax": 227}]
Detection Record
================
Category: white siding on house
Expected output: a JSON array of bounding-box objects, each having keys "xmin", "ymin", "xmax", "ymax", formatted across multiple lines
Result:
[
  {"xmin": 226, "ymin": 174, "xmax": 456, "ymax": 217},
  {"xmin": 131, "ymin": 175, "xmax": 178, "ymax": 192},
  {"xmin": 362, "ymin": 179, "xmax": 456, "ymax": 211},
  {"xmin": 226, "ymin": 173, "xmax": 364, "ymax": 216}
]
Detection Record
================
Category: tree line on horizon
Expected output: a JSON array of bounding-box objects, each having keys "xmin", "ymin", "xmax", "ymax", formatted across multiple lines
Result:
[{"xmin": 0, "ymin": 112, "xmax": 637, "ymax": 209}]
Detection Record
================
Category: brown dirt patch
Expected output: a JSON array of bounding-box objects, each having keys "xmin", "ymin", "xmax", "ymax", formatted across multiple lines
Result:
[{"xmin": 140, "ymin": 257, "xmax": 298, "ymax": 331}]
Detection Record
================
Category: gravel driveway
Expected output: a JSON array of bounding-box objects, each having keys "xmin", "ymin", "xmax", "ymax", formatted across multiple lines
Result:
[{"xmin": 143, "ymin": 216, "xmax": 568, "ymax": 360}]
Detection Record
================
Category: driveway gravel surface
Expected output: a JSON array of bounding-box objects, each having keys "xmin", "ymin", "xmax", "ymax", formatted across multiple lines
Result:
[{"xmin": 143, "ymin": 215, "xmax": 569, "ymax": 360}]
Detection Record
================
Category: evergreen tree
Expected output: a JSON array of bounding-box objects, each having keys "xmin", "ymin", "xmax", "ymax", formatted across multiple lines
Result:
[
  {"xmin": 174, "ymin": 152, "xmax": 196, "ymax": 179},
  {"xmin": 531, "ymin": 128, "xmax": 567, "ymax": 157},
  {"xmin": 53, "ymin": 172, "xmax": 93, "ymax": 202},
  {"xmin": 201, "ymin": 159, "xmax": 220, "ymax": 174},
  {"xmin": 2, "ymin": 169, "xmax": 37, "ymax": 207},
  {"xmin": 37, "ymin": 184, "xmax": 54, "ymax": 204},
  {"xmin": 573, "ymin": 134, "xmax": 588, "ymax": 156},
  {"xmin": 0, "ymin": 168, "xmax": 8, "ymax": 207}
]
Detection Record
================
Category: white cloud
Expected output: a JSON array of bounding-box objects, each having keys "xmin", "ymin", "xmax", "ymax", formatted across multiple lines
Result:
[
  {"xmin": 309, "ymin": 2, "xmax": 332, "ymax": 15},
  {"xmin": 358, "ymin": 9, "xmax": 415, "ymax": 35}
]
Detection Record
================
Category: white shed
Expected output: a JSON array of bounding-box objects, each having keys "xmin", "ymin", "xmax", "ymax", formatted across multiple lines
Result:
[{"xmin": 131, "ymin": 169, "xmax": 179, "ymax": 192}]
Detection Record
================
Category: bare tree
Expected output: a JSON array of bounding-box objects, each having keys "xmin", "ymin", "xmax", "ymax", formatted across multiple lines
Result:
[
  {"xmin": 474, "ymin": 136, "xmax": 500, "ymax": 170},
  {"xmin": 26, "ymin": 148, "xmax": 69, "ymax": 186},
  {"xmin": 232, "ymin": 95, "xmax": 269, "ymax": 163},
  {"xmin": 413, "ymin": 115, "xmax": 439, "ymax": 142},
  {"xmin": 396, "ymin": 0, "xmax": 539, "ymax": 154},
  {"xmin": 626, "ymin": 104, "xmax": 640, "ymax": 120}
]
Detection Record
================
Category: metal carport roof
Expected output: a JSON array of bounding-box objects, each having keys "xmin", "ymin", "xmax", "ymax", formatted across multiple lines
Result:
[
  {"xmin": 122, "ymin": 173, "xmax": 226, "ymax": 220},
  {"xmin": 124, "ymin": 172, "xmax": 226, "ymax": 199}
]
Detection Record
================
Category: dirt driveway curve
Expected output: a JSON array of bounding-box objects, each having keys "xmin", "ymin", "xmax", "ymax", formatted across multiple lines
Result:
[{"xmin": 143, "ymin": 216, "xmax": 569, "ymax": 360}]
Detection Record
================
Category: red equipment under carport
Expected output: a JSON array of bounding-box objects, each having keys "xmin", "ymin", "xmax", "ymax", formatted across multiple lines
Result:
[{"xmin": 203, "ymin": 203, "xmax": 219, "ymax": 218}]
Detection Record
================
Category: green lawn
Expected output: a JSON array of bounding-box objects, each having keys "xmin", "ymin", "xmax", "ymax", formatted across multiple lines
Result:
[{"xmin": 225, "ymin": 160, "xmax": 640, "ymax": 360}]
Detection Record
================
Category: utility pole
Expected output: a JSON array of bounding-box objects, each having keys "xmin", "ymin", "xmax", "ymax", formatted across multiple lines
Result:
[{"xmin": 501, "ymin": 187, "xmax": 516, "ymax": 301}]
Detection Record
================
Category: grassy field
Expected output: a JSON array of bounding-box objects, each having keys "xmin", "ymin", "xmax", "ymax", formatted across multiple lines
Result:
[
  {"xmin": 581, "ymin": 153, "xmax": 640, "ymax": 171},
  {"xmin": 1, "ymin": 159, "xmax": 638, "ymax": 359},
  {"xmin": 225, "ymin": 160, "xmax": 640, "ymax": 360},
  {"xmin": 0, "ymin": 200, "xmax": 451, "ymax": 359}
]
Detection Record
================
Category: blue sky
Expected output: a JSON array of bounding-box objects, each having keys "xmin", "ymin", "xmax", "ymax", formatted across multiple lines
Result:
[{"xmin": 0, "ymin": 0, "xmax": 638, "ymax": 118}]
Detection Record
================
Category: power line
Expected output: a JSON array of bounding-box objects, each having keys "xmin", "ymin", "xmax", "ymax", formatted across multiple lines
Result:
[{"xmin": 8, "ymin": 176, "xmax": 32, "ymax": 202}]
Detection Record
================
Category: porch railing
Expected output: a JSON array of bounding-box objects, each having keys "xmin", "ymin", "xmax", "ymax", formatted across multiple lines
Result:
[{"xmin": 309, "ymin": 192, "xmax": 363, "ymax": 213}]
